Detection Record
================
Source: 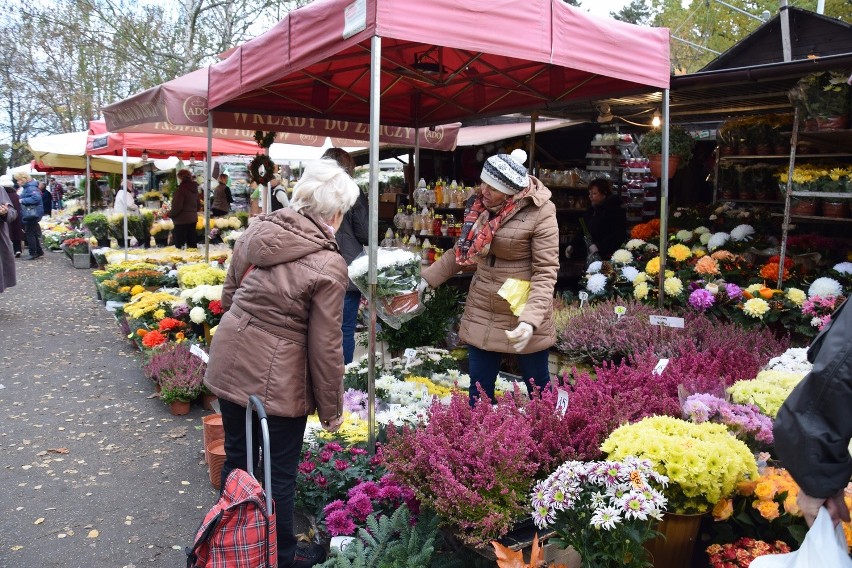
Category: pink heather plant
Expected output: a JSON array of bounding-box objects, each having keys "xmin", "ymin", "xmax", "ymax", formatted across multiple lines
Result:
[
  {"xmin": 322, "ymin": 474, "xmax": 419, "ymax": 536},
  {"xmin": 384, "ymin": 390, "xmax": 540, "ymax": 547},
  {"xmin": 683, "ymin": 393, "xmax": 774, "ymax": 450}
]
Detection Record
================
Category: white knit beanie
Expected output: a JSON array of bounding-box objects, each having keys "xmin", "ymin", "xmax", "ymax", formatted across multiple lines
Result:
[{"xmin": 480, "ymin": 149, "xmax": 528, "ymax": 195}]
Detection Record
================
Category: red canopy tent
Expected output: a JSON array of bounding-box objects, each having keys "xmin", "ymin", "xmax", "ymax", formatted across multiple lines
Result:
[
  {"xmin": 100, "ymin": 67, "xmax": 460, "ymax": 151},
  {"xmin": 205, "ymin": 0, "xmax": 671, "ymax": 449}
]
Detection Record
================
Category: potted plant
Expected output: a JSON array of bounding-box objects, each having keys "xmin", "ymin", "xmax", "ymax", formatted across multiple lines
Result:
[
  {"xmin": 61, "ymin": 237, "xmax": 92, "ymax": 268},
  {"xmin": 83, "ymin": 212, "xmax": 111, "ymax": 247},
  {"xmin": 348, "ymin": 248, "xmax": 423, "ymax": 326},
  {"xmin": 143, "ymin": 343, "xmax": 206, "ymax": 415},
  {"xmin": 142, "ymin": 190, "xmax": 164, "ymax": 209},
  {"xmin": 530, "ymin": 456, "xmax": 668, "ymax": 567},
  {"xmin": 601, "ymin": 415, "xmax": 758, "ymax": 568},
  {"xmin": 789, "ymin": 70, "xmax": 851, "ymax": 131},
  {"xmin": 638, "ymin": 126, "xmax": 695, "ymax": 178}
]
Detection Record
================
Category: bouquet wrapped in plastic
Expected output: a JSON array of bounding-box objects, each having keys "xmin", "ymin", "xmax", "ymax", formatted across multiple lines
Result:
[{"xmin": 348, "ymin": 248, "xmax": 424, "ymax": 329}]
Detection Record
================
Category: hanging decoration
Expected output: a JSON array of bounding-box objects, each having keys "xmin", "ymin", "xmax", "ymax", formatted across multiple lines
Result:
[
  {"xmin": 253, "ymin": 130, "xmax": 277, "ymax": 148},
  {"xmin": 249, "ymin": 153, "xmax": 276, "ymax": 185}
]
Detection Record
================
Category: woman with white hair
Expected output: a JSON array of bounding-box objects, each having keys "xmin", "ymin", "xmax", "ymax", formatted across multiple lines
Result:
[{"xmin": 204, "ymin": 158, "xmax": 360, "ymax": 568}]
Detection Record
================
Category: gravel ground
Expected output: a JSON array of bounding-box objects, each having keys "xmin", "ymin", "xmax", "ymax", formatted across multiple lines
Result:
[{"xmin": 0, "ymin": 251, "xmax": 215, "ymax": 568}]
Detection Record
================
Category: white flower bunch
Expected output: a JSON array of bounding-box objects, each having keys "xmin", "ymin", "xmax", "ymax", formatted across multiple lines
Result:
[
  {"xmin": 375, "ymin": 374, "xmax": 430, "ymax": 405},
  {"xmin": 707, "ymin": 232, "xmax": 730, "ymax": 251},
  {"xmin": 586, "ymin": 261, "xmax": 603, "ymax": 274},
  {"xmin": 189, "ymin": 306, "xmax": 207, "ymax": 324},
  {"xmin": 674, "ymin": 229, "xmax": 693, "ymax": 243},
  {"xmin": 730, "ymin": 224, "xmax": 755, "ymax": 242},
  {"xmin": 223, "ymin": 230, "xmax": 243, "ymax": 244},
  {"xmin": 808, "ymin": 277, "xmax": 843, "ymax": 298},
  {"xmin": 181, "ymin": 284, "xmax": 223, "ymax": 303},
  {"xmin": 610, "ymin": 249, "xmax": 633, "ymax": 264},
  {"xmin": 621, "ymin": 266, "xmax": 640, "ymax": 283},
  {"xmin": 625, "ymin": 239, "xmax": 646, "ymax": 251},
  {"xmin": 833, "ymin": 262, "xmax": 852, "ymax": 275},
  {"xmin": 586, "ymin": 273, "xmax": 608, "ymax": 295},
  {"xmin": 763, "ymin": 347, "xmax": 813, "ymax": 375},
  {"xmin": 693, "ymin": 226, "xmax": 710, "ymax": 235}
]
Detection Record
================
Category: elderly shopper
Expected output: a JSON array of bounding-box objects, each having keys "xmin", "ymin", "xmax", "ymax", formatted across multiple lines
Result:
[
  {"xmin": 170, "ymin": 169, "xmax": 200, "ymax": 249},
  {"xmin": 204, "ymin": 158, "xmax": 359, "ymax": 568},
  {"xmin": 16, "ymin": 173, "xmax": 44, "ymax": 261},
  {"xmin": 0, "ymin": 184, "xmax": 18, "ymax": 292},
  {"xmin": 420, "ymin": 149, "xmax": 559, "ymax": 402},
  {"xmin": 2, "ymin": 176, "xmax": 24, "ymax": 258}
]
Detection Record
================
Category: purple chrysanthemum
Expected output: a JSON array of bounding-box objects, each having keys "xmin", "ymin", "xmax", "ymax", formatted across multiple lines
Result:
[
  {"xmin": 724, "ymin": 283, "xmax": 742, "ymax": 300},
  {"xmin": 688, "ymin": 289, "xmax": 715, "ymax": 311}
]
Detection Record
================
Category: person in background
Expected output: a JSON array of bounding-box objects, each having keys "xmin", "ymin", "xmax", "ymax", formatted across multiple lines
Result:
[
  {"xmin": 566, "ymin": 178, "xmax": 626, "ymax": 264},
  {"xmin": 323, "ymin": 147, "xmax": 367, "ymax": 364},
  {"xmin": 49, "ymin": 177, "xmax": 64, "ymax": 210},
  {"xmin": 210, "ymin": 173, "xmax": 233, "ymax": 217},
  {"xmin": 270, "ymin": 173, "xmax": 290, "ymax": 211},
  {"xmin": 204, "ymin": 158, "xmax": 360, "ymax": 568},
  {"xmin": 1, "ymin": 177, "xmax": 24, "ymax": 258},
  {"xmin": 16, "ymin": 173, "xmax": 44, "ymax": 260},
  {"xmin": 40, "ymin": 182, "xmax": 52, "ymax": 219},
  {"xmin": 774, "ymin": 297, "xmax": 852, "ymax": 528},
  {"xmin": 170, "ymin": 169, "xmax": 200, "ymax": 249},
  {"xmin": 420, "ymin": 149, "xmax": 559, "ymax": 402},
  {"xmin": 0, "ymin": 184, "xmax": 17, "ymax": 291},
  {"xmin": 113, "ymin": 180, "xmax": 139, "ymax": 215}
]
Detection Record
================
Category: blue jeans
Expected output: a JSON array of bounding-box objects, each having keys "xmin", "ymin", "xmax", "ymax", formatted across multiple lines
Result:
[
  {"xmin": 467, "ymin": 345, "xmax": 551, "ymax": 402},
  {"xmin": 218, "ymin": 398, "xmax": 307, "ymax": 568},
  {"xmin": 342, "ymin": 290, "xmax": 362, "ymax": 365}
]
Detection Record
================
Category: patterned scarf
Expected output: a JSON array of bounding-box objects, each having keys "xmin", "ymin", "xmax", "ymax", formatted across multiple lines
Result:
[{"xmin": 455, "ymin": 185, "xmax": 531, "ymax": 266}]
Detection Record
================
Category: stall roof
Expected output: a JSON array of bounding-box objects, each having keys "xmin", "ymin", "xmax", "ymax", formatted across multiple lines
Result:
[
  {"xmin": 27, "ymin": 132, "xmax": 143, "ymax": 174},
  {"xmin": 207, "ymin": 0, "xmax": 670, "ymax": 127}
]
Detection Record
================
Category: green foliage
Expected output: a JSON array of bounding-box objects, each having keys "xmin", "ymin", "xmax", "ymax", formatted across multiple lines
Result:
[
  {"xmin": 235, "ymin": 211, "xmax": 249, "ymax": 228},
  {"xmin": 82, "ymin": 212, "xmax": 110, "ymax": 240},
  {"xmin": 374, "ymin": 286, "xmax": 463, "ymax": 355},
  {"xmin": 611, "ymin": 0, "xmax": 653, "ymax": 25},
  {"xmin": 318, "ymin": 506, "xmax": 438, "ymax": 568},
  {"xmin": 638, "ymin": 126, "xmax": 695, "ymax": 166}
]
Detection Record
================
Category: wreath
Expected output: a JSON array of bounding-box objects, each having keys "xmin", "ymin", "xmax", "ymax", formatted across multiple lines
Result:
[
  {"xmin": 249, "ymin": 153, "xmax": 276, "ymax": 185},
  {"xmin": 253, "ymin": 130, "xmax": 277, "ymax": 148}
]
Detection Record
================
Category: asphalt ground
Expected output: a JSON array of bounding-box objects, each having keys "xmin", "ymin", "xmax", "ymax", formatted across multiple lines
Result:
[{"xmin": 0, "ymin": 251, "xmax": 215, "ymax": 568}]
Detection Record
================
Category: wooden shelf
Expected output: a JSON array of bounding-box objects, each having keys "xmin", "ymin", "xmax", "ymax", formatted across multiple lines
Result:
[
  {"xmin": 790, "ymin": 191, "xmax": 852, "ymax": 200},
  {"xmin": 717, "ymin": 198, "xmax": 783, "ymax": 204},
  {"xmin": 771, "ymin": 213, "xmax": 852, "ymax": 223},
  {"xmin": 795, "ymin": 129, "xmax": 852, "ymax": 153},
  {"xmin": 719, "ymin": 153, "xmax": 851, "ymax": 160}
]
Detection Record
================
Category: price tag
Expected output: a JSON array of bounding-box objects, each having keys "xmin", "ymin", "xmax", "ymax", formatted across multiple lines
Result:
[
  {"xmin": 578, "ymin": 291, "xmax": 589, "ymax": 309},
  {"xmin": 614, "ymin": 305, "xmax": 627, "ymax": 320},
  {"xmin": 649, "ymin": 315, "xmax": 685, "ymax": 328},
  {"xmin": 190, "ymin": 343, "xmax": 210, "ymax": 363},
  {"xmin": 403, "ymin": 348, "xmax": 417, "ymax": 369},
  {"xmin": 555, "ymin": 389, "xmax": 570, "ymax": 417},
  {"xmin": 652, "ymin": 358, "xmax": 670, "ymax": 376}
]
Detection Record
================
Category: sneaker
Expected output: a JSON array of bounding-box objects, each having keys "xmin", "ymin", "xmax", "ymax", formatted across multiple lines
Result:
[
  {"xmin": 290, "ymin": 542, "xmax": 327, "ymax": 568},
  {"xmin": 14, "ymin": 251, "xmax": 20, "ymax": 258}
]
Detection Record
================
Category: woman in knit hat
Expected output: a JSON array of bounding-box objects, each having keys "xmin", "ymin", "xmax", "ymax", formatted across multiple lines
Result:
[{"xmin": 420, "ymin": 149, "xmax": 559, "ymax": 402}]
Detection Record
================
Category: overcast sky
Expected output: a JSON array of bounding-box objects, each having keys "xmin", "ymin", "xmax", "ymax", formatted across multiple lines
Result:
[{"xmin": 581, "ymin": 0, "xmax": 630, "ymax": 18}]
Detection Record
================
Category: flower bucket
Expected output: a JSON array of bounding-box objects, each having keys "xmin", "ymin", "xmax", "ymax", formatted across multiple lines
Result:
[
  {"xmin": 821, "ymin": 200, "xmax": 850, "ymax": 218},
  {"xmin": 169, "ymin": 400, "xmax": 191, "ymax": 416},
  {"xmin": 815, "ymin": 115, "xmax": 850, "ymax": 131},
  {"xmin": 648, "ymin": 155, "xmax": 680, "ymax": 179},
  {"xmin": 380, "ymin": 291, "xmax": 420, "ymax": 316},
  {"xmin": 790, "ymin": 197, "xmax": 819, "ymax": 217},
  {"xmin": 207, "ymin": 439, "xmax": 227, "ymax": 490},
  {"xmin": 202, "ymin": 413, "xmax": 224, "ymax": 464},
  {"xmin": 73, "ymin": 253, "xmax": 91, "ymax": 269},
  {"xmin": 644, "ymin": 512, "xmax": 703, "ymax": 568}
]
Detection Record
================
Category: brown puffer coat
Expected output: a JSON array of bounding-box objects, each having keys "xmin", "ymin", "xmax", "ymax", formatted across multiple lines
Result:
[
  {"xmin": 422, "ymin": 176, "xmax": 558, "ymax": 354},
  {"xmin": 204, "ymin": 208, "xmax": 347, "ymax": 422},
  {"xmin": 170, "ymin": 180, "xmax": 200, "ymax": 225}
]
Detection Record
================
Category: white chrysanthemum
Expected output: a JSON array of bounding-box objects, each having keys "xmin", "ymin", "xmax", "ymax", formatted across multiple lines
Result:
[
  {"xmin": 745, "ymin": 283, "xmax": 763, "ymax": 295},
  {"xmin": 693, "ymin": 226, "xmax": 710, "ymax": 235},
  {"xmin": 730, "ymin": 224, "xmax": 755, "ymax": 242},
  {"xmin": 586, "ymin": 273, "xmax": 608, "ymax": 295},
  {"xmin": 811, "ymin": 316, "xmax": 823, "ymax": 327},
  {"xmin": 675, "ymin": 229, "xmax": 692, "ymax": 243},
  {"xmin": 699, "ymin": 232, "xmax": 712, "ymax": 245},
  {"xmin": 833, "ymin": 262, "xmax": 852, "ymax": 275},
  {"xmin": 610, "ymin": 249, "xmax": 633, "ymax": 264},
  {"xmin": 189, "ymin": 306, "xmax": 207, "ymax": 324},
  {"xmin": 586, "ymin": 261, "xmax": 603, "ymax": 274},
  {"xmin": 625, "ymin": 239, "xmax": 646, "ymax": 251},
  {"xmin": 644, "ymin": 243, "xmax": 659, "ymax": 253},
  {"xmin": 808, "ymin": 277, "xmax": 843, "ymax": 298},
  {"xmin": 621, "ymin": 266, "xmax": 640, "ymax": 283},
  {"xmin": 707, "ymin": 232, "xmax": 730, "ymax": 251}
]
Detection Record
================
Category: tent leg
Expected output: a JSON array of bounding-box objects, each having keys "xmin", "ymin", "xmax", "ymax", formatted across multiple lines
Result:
[
  {"xmin": 122, "ymin": 149, "xmax": 129, "ymax": 261},
  {"xmin": 367, "ymin": 35, "xmax": 382, "ymax": 456},
  {"xmin": 658, "ymin": 89, "xmax": 670, "ymax": 310},
  {"xmin": 85, "ymin": 155, "xmax": 91, "ymax": 214},
  {"xmin": 205, "ymin": 113, "xmax": 213, "ymax": 263}
]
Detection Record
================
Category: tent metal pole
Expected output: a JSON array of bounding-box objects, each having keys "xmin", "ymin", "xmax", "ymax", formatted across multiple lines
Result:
[
  {"xmin": 414, "ymin": 128, "xmax": 420, "ymax": 187},
  {"xmin": 122, "ymin": 149, "xmax": 129, "ymax": 262},
  {"xmin": 85, "ymin": 155, "xmax": 91, "ymax": 214},
  {"xmin": 205, "ymin": 113, "xmax": 213, "ymax": 263},
  {"xmin": 658, "ymin": 89, "xmax": 670, "ymax": 309},
  {"xmin": 528, "ymin": 111, "xmax": 538, "ymax": 172},
  {"xmin": 367, "ymin": 34, "xmax": 381, "ymax": 455}
]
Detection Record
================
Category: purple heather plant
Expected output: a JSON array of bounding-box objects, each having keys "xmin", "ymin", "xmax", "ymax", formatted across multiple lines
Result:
[
  {"xmin": 143, "ymin": 343, "xmax": 205, "ymax": 403},
  {"xmin": 322, "ymin": 474, "xmax": 419, "ymax": 536},
  {"xmin": 384, "ymin": 390, "xmax": 540, "ymax": 547},
  {"xmin": 683, "ymin": 393, "xmax": 774, "ymax": 449}
]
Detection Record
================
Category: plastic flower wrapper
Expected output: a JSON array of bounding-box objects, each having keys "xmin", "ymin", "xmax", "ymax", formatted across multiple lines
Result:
[
  {"xmin": 347, "ymin": 248, "xmax": 425, "ymax": 329},
  {"xmin": 498, "ymin": 278, "xmax": 531, "ymax": 315},
  {"xmin": 531, "ymin": 456, "xmax": 668, "ymax": 568}
]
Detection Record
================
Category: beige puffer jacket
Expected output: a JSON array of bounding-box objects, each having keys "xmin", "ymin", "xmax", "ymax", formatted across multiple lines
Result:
[
  {"xmin": 204, "ymin": 208, "xmax": 347, "ymax": 422},
  {"xmin": 422, "ymin": 176, "xmax": 559, "ymax": 353}
]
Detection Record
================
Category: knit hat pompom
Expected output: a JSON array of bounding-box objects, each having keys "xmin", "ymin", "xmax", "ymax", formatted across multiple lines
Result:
[{"xmin": 480, "ymin": 149, "xmax": 528, "ymax": 195}]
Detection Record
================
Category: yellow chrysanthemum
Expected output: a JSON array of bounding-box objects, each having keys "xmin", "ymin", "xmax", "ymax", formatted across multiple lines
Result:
[
  {"xmin": 664, "ymin": 277, "xmax": 684, "ymax": 296},
  {"xmin": 153, "ymin": 309, "xmax": 166, "ymax": 321},
  {"xmin": 633, "ymin": 282, "xmax": 649, "ymax": 300},
  {"xmin": 130, "ymin": 285, "xmax": 146, "ymax": 296},
  {"xmin": 645, "ymin": 256, "xmax": 661, "ymax": 276},
  {"xmin": 785, "ymin": 287, "xmax": 806, "ymax": 307},
  {"xmin": 633, "ymin": 272, "xmax": 649, "ymax": 284},
  {"xmin": 668, "ymin": 243, "xmax": 692, "ymax": 262},
  {"xmin": 742, "ymin": 298, "xmax": 770, "ymax": 319}
]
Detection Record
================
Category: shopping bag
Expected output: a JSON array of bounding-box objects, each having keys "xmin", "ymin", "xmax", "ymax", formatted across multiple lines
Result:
[{"xmin": 750, "ymin": 507, "xmax": 852, "ymax": 568}]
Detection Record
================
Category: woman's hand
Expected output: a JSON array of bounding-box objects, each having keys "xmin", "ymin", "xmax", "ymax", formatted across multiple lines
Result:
[
  {"xmin": 798, "ymin": 490, "xmax": 851, "ymax": 527},
  {"xmin": 505, "ymin": 322, "xmax": 533, "ymax": 352},
  {"xmin": 322, "ymin": 415, "xmax": 345, "ymax": 433}
]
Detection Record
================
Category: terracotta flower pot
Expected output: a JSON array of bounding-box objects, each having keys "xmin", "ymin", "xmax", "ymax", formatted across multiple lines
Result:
[
  {"xmin": 821, "ymin": 200, "xmax": 850, "ymax": 218},
  {"xmin": 815, "ymin": 115, "xmax": 850, "ymax": 131},
  {"xmin": 202, "ymin": 393, "xmax": 218, "ymax": 411},
  {"xmin": 790, "ymin": 197, "xmax": 819, "ymax": 217},
  {"xmin": 207, "ymin": 439, "xmax": 227, "ymax": 490},
  {"xmin": 644, "ymin": 512, "xmax": 704, "ymax": 568},
  {"xmin": 648, "ymin": 155, "xmax": 681, "ymax": 179},
  {"xmin": 202, "ymin": 413, "xmax": 224, "ymax": 464},
  {"xmin": 169, "ymin": 400, "xmax": 191, "ymax": 416}
]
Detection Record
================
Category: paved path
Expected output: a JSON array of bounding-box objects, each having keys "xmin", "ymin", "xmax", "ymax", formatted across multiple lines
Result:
[{"xmin": 0, "ymin": 252, "xmax": 215, "ymax": 568}]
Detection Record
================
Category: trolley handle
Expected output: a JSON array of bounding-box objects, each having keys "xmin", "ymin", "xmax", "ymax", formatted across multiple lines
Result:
[{"xmin": 245, "ymin": 394, "xmax": 273, "ymax": 516}]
